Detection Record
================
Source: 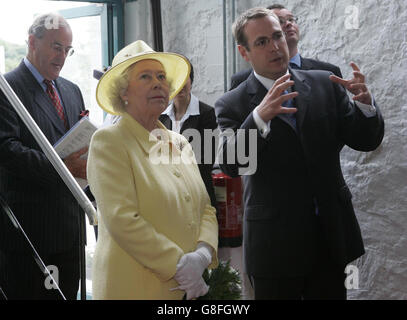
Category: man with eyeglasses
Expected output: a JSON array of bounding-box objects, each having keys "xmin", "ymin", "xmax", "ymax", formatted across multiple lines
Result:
[
  {"xmin": 0, "ymin": 13, "xmax": 86, "ymax": 299},
  {"xmin": 230, "ymin": 4, "xmax": 342, "ymax": 90},
  {"xmin": 215, "ymin": 7, "xmax": 383, "ymax": 299}
]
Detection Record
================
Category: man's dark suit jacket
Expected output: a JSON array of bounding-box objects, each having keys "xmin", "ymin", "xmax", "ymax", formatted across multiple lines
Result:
[
  {"xmin": 0, "ymin": 61, "xmax": 85, "ymax": 254},
  {"xmin": 159, "ymin": 101, "xmax": 218, "ymax": 210},
  {"xmin": 215, "ymin": 68, "xmax": 384, "ymax": 277},
  {"xmin": 230, "ymin": 56, "xmax": 343, "ymax": 90}
]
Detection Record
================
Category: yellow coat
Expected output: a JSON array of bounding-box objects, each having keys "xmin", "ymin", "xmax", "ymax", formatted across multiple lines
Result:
[{"xmin": 87, "ymin": 113, "xmax": 218, "ymax": 300}]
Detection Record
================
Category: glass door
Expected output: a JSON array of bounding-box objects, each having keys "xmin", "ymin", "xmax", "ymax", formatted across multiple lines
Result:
[{"xmin": 59, "ymin": 12, "xmax": 104, "ymax": 126}]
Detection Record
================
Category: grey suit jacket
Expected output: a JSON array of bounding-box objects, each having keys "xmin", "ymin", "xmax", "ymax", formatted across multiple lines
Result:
[
  {"xmin": 0, "ymin": 61, "xmax": 85, "ymax": 254},
  {"xmin": 216, "ymin": 68, "xmax": 384, "ymax": 277}
]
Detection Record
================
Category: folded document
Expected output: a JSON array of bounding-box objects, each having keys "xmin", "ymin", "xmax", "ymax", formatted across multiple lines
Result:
[{"xmin": 54, "ymin": 116, "xmax": 98, "ymax": 188}]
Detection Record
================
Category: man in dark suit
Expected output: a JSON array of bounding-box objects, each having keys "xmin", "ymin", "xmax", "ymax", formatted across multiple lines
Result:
[
  {"xmin": 230, "ymin": 4, "xmax": 342, "ymax": 90},
  {"xmin": 215, "ymin": 8, "xmax": 384, "ymax": 299},
  {"xmin": 0, "ymin": 13, "xmax": 86, "ymax": 299}
]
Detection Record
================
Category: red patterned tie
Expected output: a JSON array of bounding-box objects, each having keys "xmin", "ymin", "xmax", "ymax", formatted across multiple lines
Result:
[{"xmin": 43, "ymin": 79, "xmax": 68, "ymax": 129}]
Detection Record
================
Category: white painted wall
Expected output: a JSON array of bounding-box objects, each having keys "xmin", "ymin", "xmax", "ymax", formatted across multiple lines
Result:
[{"xmin": 0, "ymin": 46, "xmax": 5, "ymax": 73}]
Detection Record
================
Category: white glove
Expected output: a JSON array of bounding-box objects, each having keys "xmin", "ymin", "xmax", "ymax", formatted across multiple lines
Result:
[
  {"xmin": 183, "ymin": 277, "xmax": 209, "ymax": 300},
  {"xmin": 171, "ymin": 242, "xmax": 212, "ymax": 296},
  {"xmin": 170, "ymin": 275, "xmax": 209, "ymax": 300},
  {"xmin": 173, "ymin": 242, "xmax": 212, "ymax": 287}
]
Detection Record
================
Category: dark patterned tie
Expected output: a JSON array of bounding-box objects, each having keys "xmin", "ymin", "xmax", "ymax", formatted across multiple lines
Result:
[
  {"xmin": 43, "ymin": 79, "xmax": 68, "ymax": 129},
  {"xmin": 282, "ymin": 90, "xmax": 297, "ymax": 131}
]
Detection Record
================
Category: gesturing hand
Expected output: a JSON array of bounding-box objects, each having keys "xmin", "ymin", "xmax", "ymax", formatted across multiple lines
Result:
[
  {"xmin": 63, "ymin": 146, "xmax": 88, "ymax": 179},
  {"xmin": 256, "ymin": 73, "xmax": 298, "ymax": 123},
  {"xmin": 329, "ymin": 62, "xmax": 372, "ymax": 105}
]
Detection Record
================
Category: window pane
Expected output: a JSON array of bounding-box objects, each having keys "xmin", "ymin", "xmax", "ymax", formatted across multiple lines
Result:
[
  {"xmin": 60, "ymin": 15, "xmax": 103, "ymax": 127},
  {"xmin": 0, "ymin": 1, "xmax": 103, "ymax": 126}
]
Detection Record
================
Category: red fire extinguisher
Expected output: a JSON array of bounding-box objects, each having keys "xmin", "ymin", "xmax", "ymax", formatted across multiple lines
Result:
[{"xmin": 212, "ymin": 172, "xmax": 243, "ymax": 248}]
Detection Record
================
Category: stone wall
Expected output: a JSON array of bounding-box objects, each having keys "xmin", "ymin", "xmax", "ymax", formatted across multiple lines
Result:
[
  {"xmin": 125, "ymin": 0, "xmax": 407, "ymax": 299},
  {"xmin": 161, "ymin": 0, "xmax": 225, "ymax": 106}
]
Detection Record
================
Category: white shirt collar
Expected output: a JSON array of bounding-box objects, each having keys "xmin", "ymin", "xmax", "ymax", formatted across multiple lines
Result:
[
  {"xmin": 253, "ymin": 70, "xmax": 290, "ymax": 91},
  {"xmin": 162, "ymin": 93, "xmax": 200, "ymax": 122}
]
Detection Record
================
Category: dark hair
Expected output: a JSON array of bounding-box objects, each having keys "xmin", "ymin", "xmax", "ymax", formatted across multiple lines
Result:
[
  {"xmin": 182, "ymin": 56, "xmax": 194, "ymax": 84},
  {"xmin": 267, "ymin": 4, "xmax": 286, "ymax": 10},
  {"xmin": 232, "ymin": 7, "xmax": 279, "ymax": 50},
  {"xmin": 189, "ymin": 61, "xmax": 194, "ymax": 84}
]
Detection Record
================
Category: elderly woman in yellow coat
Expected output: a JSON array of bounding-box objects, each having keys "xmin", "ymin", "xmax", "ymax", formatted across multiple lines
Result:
[{"xmin": 87, "ymin": 40, "xmax": 218, "ymax": 300}]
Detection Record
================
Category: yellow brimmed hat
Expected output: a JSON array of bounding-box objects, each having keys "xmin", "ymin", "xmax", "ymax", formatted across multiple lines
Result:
[{"xmin": 96, "ymin": 40, "xmax": 190, "ymax": 115}]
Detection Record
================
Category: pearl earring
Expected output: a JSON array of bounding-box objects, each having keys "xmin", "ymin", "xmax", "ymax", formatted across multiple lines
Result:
[{"xmin": 124, "ymin": 100, "xmax": 128, "ymax": 105}]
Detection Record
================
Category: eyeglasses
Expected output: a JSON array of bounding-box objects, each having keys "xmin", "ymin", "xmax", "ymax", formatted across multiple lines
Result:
[
  {"xmin": 51, "ymin": 42, "xmax": 74, "ymax": 57},
  {"xmin": 253, "ymin": 33, "xmax": 285, "ymax": 48},
  {"xmin": 278, "ymin": 16, "xmax": 298, "ymax": 25}
]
